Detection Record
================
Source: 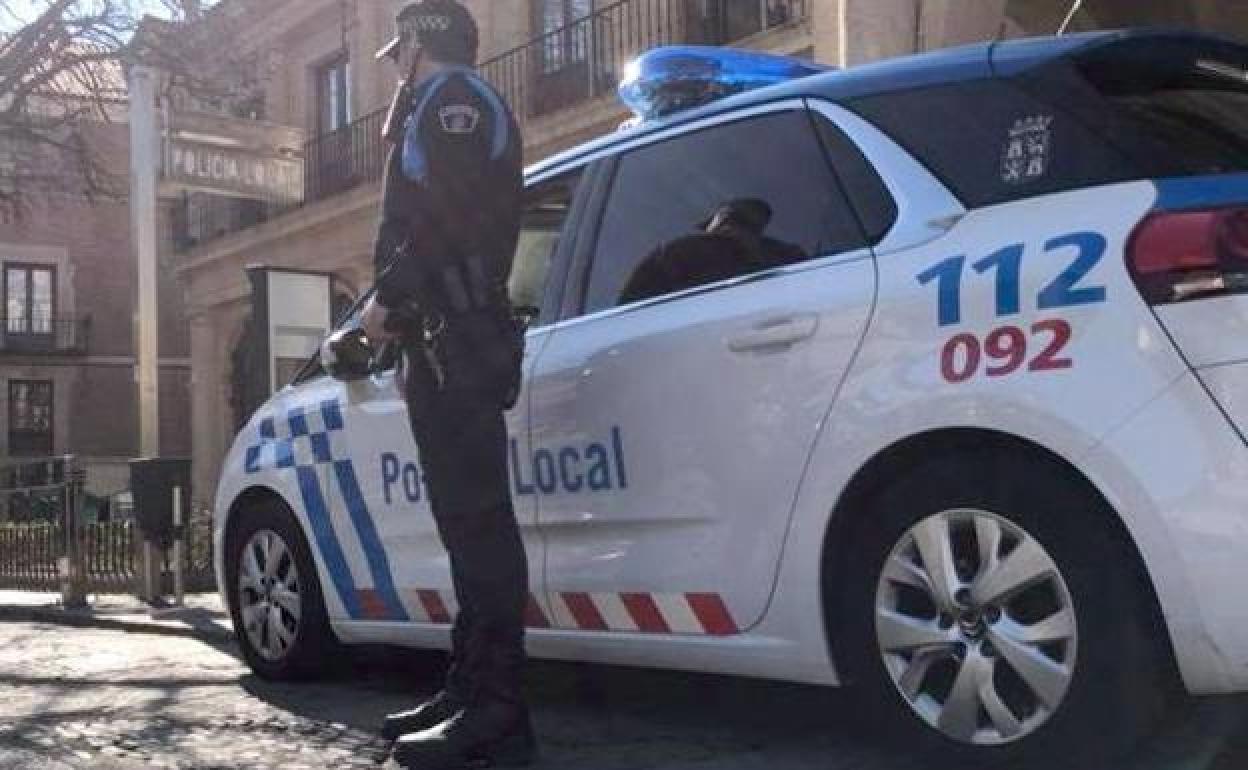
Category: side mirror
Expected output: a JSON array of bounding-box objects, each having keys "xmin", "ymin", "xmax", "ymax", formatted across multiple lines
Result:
[{"xmin": 321, "ymin": 328, "xmax": 374, "ymax": 382}]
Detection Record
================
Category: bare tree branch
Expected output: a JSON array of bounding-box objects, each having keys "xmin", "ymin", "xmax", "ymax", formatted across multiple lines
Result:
[{"xmin": 0, "ymin": 0, "xmax": 260, "ymax": 215}]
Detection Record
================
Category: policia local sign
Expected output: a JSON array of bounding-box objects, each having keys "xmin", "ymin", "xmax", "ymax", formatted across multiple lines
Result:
[
  {"xmin": 168, "ymin": 143, "xmax": 301, "ymax": 202},
  {"xmin": 161, "ymin": 110, "xmax": 304, "ymax": 202}
]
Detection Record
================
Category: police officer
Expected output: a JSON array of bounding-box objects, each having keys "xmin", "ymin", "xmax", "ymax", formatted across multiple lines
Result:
[{"xmin": 360, "ymin": 2, "xmax": 532, "ymax": 767}]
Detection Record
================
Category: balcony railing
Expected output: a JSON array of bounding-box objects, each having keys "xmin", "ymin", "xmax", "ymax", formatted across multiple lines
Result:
[
  {"xmin": 304, "ymin": 109, "xmax": 388, "ymax": 203},
  {"xmin": 0, "ymin": 318, "xmax": 90, "ymax": 355},
  {"xmin": 481, "ymin": 0, "xmax": 808, "ymax": 123},
  {"xmin": 174, "ymin": 0, "xmax": 808, "ymax": 252}
]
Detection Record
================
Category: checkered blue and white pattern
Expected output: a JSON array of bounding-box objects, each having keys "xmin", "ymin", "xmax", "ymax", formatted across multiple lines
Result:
[
  {"xmin": 239, "ymin": 397, "xmax": 409, "ymax": 623},
  {"xmin": 245, "ymin": 399, "xmax": 349, "ymax": 474}
]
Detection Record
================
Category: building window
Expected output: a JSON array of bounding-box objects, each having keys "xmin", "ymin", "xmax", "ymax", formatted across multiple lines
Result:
[
  {"xmin": 4, "ymin": 264, "xmax": 55, "ymax": 335},
  {"xmin": 316, "ymin": 53, "xmax": 352, "ymax": 135},
  {"xmin": 8, "ymin": 380, "xmax": 53, "ymax": 457},
  {"xmin": 537, "ymin": 0, "xmax": 592, "ymax": 73}
]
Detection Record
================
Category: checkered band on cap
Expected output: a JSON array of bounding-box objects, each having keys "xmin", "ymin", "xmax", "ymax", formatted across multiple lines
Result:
[
  {"xmin": 388, "ymin": 0, "xmax": 478, "ymax": 63},
  {"xmin": 402, "ymin": 14, "xmax": 452, "ymax": 35}
]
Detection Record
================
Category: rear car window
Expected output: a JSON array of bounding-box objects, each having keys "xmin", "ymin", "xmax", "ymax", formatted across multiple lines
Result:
[
  {"xmin": 848, "ymin": 78, "xmax": 1138, "ymax": 209},
  {"xmin": 583, "ymin": 110, "xmax": 867, "ymax": 313},
  {"xmin": 811, "ymin": 114, "xmax": 897, "ymax": 243},
  {"xmin": 849, "ymin": 35, "xmax": 1248, "ymax": 210},
  {"xmin": 1043, "ymin": 36, "xmax": 1248, "ymax": 178}
]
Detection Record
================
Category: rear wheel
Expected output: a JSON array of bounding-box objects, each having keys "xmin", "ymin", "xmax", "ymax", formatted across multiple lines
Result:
[
  {"xmin": 838, "ymin": 451, "xmax": 1171, "ymax": 767},
  {"xmin": 225, "ymin": 500, "xmax": 338, "ymax": 680}
]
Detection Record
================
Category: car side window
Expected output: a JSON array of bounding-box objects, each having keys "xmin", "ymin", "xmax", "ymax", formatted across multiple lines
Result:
[
  {"xmin": 811, "ymin": 114, "xmax": 898, "ymax": 245},
  {"xmin": 582, "ymin": 110, "xmax": 867, "ymax": 314},
  {"xmin": 510, "ymin": 169, "xmax": 584, "ymax": 328}
]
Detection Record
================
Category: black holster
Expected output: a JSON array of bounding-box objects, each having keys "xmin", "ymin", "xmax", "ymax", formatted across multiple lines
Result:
[{"xmin": 402, "ymin": 309, "xmax": 524, "ymax": 417}]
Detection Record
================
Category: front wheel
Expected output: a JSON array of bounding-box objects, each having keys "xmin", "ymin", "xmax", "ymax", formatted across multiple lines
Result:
[
  {"xmin": 839, "ymin": 451, "xmax": 1171, "ymax": 767},
  {"xmin": 225, "ymin": 500, "xmax": 338, "ymax": 680}
]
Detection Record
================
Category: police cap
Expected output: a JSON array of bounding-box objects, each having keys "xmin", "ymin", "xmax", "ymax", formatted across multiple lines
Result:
[{"xmin": 376, "ymin": 0, "xmax": 480, "ymax": 66}]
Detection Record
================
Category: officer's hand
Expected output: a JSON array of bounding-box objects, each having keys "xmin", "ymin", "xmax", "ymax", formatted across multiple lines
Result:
[{"xmin": 361, "ymin": 296, "xmax": 395, "ymax": 346}]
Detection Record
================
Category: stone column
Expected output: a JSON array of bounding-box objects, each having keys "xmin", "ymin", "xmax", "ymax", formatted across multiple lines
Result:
[
  {"xmin": 815, "ymin": 0, "xmax": 1015, "ymax": 69},
  {"xmin": 811, "ymin": 0, "xmax": 847, "ymax": 67},
  {"xmin": 188, "ymin": 312, "xmax": 222, "ymax": 509},
  {"xmin": 128, "ymin": 65, "xmax": 162, "ymax": 458},
  {"xmin": 843, "ymin": 0, "xmax": 921, "ymax": 65}
]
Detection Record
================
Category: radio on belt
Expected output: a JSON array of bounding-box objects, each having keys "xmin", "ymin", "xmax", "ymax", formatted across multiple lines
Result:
[{"xmin": 617, "ymin": 45, "xmax": 830, "ymax": 126}]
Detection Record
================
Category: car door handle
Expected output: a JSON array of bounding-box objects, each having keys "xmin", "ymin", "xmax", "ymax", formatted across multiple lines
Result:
[{"xmin": 726, "ymin": 314, "xmax": 818, "ymax": 354}]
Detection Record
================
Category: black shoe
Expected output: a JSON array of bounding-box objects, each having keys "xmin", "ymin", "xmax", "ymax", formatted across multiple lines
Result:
[
  {"xmin": 392, "ymin": 701, "xmax": 537, "ymax": 769},
  {"xmin": 382, "ymin": 690, "xmax": 465, "ymax": 742}
]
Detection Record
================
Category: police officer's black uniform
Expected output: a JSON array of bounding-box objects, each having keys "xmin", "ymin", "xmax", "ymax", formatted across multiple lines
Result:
[{"xmin": 371, "ymin": 3, "xmax": 532, "ymax": 767}]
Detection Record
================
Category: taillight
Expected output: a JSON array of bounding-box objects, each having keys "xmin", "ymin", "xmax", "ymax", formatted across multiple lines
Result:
[{"xmin": 1128, "ymin": 206, "xmax": 1248, "ymax": 305}]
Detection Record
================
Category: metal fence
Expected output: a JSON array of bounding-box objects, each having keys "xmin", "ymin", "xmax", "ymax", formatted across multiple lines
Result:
[
  {"xmin": 305, "ymin": 109, "xmax": 388, "ymax": 203},
  {"xmin": 0, "ymin": 457, "xmax": 78, "ymax": 594},
  {"xmin": 0, "ymin": 522, "xmax": 63, "ymax": 590},
  {"xmin": 0, "ymin": 457, "xmax": 214, "ymax": 597},
  {"xmin": 183, "ymin": 512, "xmax": 216, "ymax": 593},
  {"xmin": 480, "ymin": 0, "xmax": 809, "ymax": 124},
  {"xmin": 80, "ymin": 520, "xmax": 139, "ymax": 592}
]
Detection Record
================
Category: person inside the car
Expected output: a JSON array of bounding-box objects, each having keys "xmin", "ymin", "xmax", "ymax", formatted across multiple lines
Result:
[
  {"xmin": 702, "ymin": 197, "xmax": 806, "ymax": 269},
  {"xmin": 618, "ymin": 197, "xmax": 805, "ymax": 304}
]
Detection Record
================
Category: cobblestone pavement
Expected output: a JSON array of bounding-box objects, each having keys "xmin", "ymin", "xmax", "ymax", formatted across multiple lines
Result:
[{"xmin": 3, "ymin": 622, "xmax": 1248, "ymax": 770}]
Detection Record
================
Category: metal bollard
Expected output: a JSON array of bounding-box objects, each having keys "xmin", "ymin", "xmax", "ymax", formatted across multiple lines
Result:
[
  {"xmin": 172, "ymin": 486, "xmax": 185, "ymax": 607},
  {"xmin": 141, "ymin": 539, "xmax": 159, "ymax": 604},
  {"xmin": 60, "ymin": 459, "xmax": 88, "ymax": 610}
]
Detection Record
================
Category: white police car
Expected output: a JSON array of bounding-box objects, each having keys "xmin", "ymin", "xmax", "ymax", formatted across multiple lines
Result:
[{"xmin": 216, "ymin": 29, "xmax": 1248, "ymax": 763}]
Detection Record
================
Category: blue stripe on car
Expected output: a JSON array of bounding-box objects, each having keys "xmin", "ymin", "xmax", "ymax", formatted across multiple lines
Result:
[
  {"xmin": 295, "ymin": 465, "xmax": 362, "ymax": 619},
  {"xmin": 289, "ymin": 407, "xmax": 309, "ymax": 437},
  {"xmin": 1154, "ymin": 173, "xmax": 1248, "ymax": 212},
  {"xmin": 322, "ymin": 399, "xmax": 344, "ymax": 431},
  {"xmin": 333, "ymin": 460, "xmax": 409, "ymax": 622},
  {"xmin": 244, "ymin": 445, "xmax": 263, "ymax": 474}
]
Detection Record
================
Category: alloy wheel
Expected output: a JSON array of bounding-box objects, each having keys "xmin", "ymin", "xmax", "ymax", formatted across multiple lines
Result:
[
  {"xmin": 238, "ymin": 529, "xmax": 302, "ymax": 662},
  {"xmin": 874, "ymin": 509, "xmax": 1078, "ymax": 745}
]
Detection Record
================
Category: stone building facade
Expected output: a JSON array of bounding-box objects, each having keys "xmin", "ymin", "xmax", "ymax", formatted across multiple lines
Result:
[
  {"xmin": 174, "ymin": 0, "xmax": 1248, "ymax": 505},
  {"xmin": 0, "ymin": 118, "xmax": 192, "ymax": 500}
]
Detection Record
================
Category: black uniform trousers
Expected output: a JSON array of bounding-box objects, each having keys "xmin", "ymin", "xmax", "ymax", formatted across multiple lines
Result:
[{"xmin": 402, "ymin": 333, "xmax": 528, "ymax": 707}]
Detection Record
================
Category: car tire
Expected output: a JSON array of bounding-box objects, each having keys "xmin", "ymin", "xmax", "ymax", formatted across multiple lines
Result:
[
  {"xmin": 225, "ymin": 499, "xmax": 339, "ymax": 680},
  {"xmin": 837, "ymin": 449, "xmax": 1172, "ymax": 768}
]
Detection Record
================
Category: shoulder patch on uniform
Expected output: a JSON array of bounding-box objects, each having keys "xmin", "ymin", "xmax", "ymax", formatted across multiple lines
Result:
[{"xmin": 438, "ymin": 104, "xmax": 481, "ymax": 134}]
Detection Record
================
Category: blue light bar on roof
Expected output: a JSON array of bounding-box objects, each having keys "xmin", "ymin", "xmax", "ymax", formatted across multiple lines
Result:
[{"xmin": 618, "ymin": 46, "xmax": 829, "ymax": 124}]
